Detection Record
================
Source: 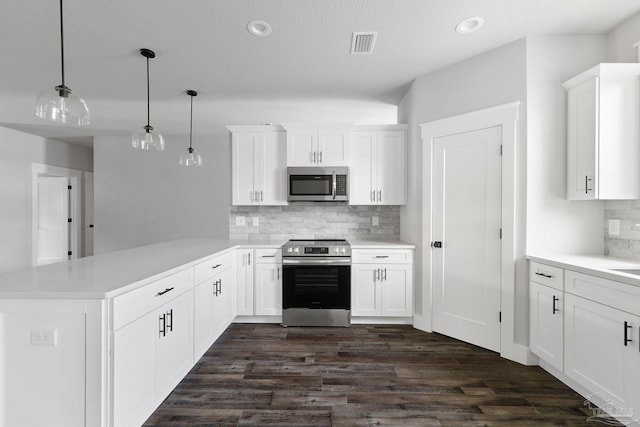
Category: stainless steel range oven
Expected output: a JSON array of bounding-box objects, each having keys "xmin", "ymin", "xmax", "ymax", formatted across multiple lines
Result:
[{"xmin": 281, "ymin": 239, "xmax": 351, "ymax": 327}]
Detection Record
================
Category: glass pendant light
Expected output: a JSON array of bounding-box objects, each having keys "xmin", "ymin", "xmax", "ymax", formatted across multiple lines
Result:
[
  {"xmin": 132, "ymin": 48, "xmax": 164, "ymax": 151},
  {"xmin": 35, "ymin": 0, "xmax": 90, "ymax": 125},
  {"xmin": 179, "ymin": 90, "xmax": 203, "ymax": 167}
]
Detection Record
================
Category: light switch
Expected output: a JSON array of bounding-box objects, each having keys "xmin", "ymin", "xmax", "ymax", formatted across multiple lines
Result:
[
  {"xmin": 252, "ymin": 216, "xmax": 259, "ymax": 227},
  {"xmin": 608, "ymin": 219, "xmax": 620, "ymax": 236},
  {"xmin": 372, "ymin": 216, "xmax": 379, "ymax": 226},
  {"xmin": 235, "ymin": 216, "xmax": 246, "ymax": 226}
]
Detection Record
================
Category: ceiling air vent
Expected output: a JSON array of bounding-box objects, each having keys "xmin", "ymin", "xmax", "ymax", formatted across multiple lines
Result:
[{"xmin": 351, "ymin": 32, "xmax": 377, "ymax": 55}]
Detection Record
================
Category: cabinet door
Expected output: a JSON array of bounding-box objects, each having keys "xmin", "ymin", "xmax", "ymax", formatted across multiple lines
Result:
[
  {"xmin": 564, "ymin": 293, "xmax": 639, "ymax": 416},
  {"xmin": 259, "ymin": 132, "xmax": 287, "ymax": 205},
  {"xmin": 566, "ymin": 77, "xmax": 598, "ymax": 200},
  {"xmin": 155, "ymin": 290, "xmax": 194, "ymax": 398},
  {"xmin": 349, "ymin": 132, "xmax": 376, "ymax": 205},
  {"xmin": 232, "ymin": 133, "xmax": 258, "ymax": 205},
  {"xmin": 351, "ymin": 265, "xmax": 380, "ymax": 316},
  {"xmin": 211, "ymin": 269, "xmax": 231, "ymax": 339},
  {"xmin": 318, "ymin": 130, "xmax": 349, "ymax": 166},
  {"xmin": 254, "ymin": 263, "xmax": 282, "ymax": 316},
  {"xmin": 236, "ymin": 250, "xmax": 254, "ymax": 315},
  {"xmin": 380, "ymin": 264, "xmax": 412, "ymax": 317},
  {"xmin": 529, "ymin": 282, "xmax": 563, "ymax": 371},
  {"xmin": 377, "ymin": 131, "xmax": 407, "ymax": 205},
  {"xmin": 287, "ymin": 130, "xmax": 317, "ymax": 166},
  {"xmin": 113, "ymin": 311, "xmax": 156, "ymax": 427},
  {"xmin": 194, "ymin": 277, "xmax": 217, "ymax": 360}
]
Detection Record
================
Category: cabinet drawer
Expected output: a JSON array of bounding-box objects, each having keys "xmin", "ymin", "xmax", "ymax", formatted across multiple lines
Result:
[
  {"xmin": 565, "ymin": 270, "xmax": 640, "ymax": 316},
  {"xmin": 529, "ymin": 262, "xmax": 564, "ymax": 291},
  {"xmin": 351, "ymin": 249, "xmax": 412, "ymax": 264},
  {"xmin": 255, "ymin": 248, "xmax": 282, "ymax": 263},
  {"xmin": 194, "ymin": 252, "xmax": 231, "ymax": 284},
  {"xmin": 113, "ymin": 269, "xmax": 193, "ymax": 330}
]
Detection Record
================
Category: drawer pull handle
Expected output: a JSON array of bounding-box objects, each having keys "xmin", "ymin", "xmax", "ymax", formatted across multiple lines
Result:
[
  {"xmin": 375, "ymin": 255, "xmax": 389, "ymax": 259},
  {"xmin": 552, "ymin": 295, "xmax": 559, "ymax": 314},
  {"xmin": 535, "ymin": 272, "xmax": 552, "ymax": 279},
  {"xmin": 624, "ymin": 321, "xmax": 633, "ymax": 346},
  {"xmin": 211, "ymin": 264, "xmax": 222, "ymax": 269},
  {"xmin": 261, "ymin": 255, "xmax": 276, "ymax": 258},
  {"xmin": 156, "ymin": 287, "xmax": 174, "ymax": 297}
]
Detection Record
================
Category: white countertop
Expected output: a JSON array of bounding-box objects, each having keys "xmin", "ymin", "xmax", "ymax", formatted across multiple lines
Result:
[
  {"xmin": 528, "ymin": 253, "xmax": 640, "ymax": 287},
  {"xmin": 0, "ymin": 238, "xmax": 413, "ymax": 300}
]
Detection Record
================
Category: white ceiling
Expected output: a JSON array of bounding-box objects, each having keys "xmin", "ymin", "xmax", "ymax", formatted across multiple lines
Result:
[{"xmin": 1, "ymin": 0, "xmax": 639, "ymax": 147}]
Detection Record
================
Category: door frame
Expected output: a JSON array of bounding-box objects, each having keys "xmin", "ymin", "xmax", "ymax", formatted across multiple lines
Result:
[
  {"xmin": 419, "ymin": 102, "xmax": 534, "ymax": 365},
  {"xmin": 31, "ymin": 163, "xmax": 83, "ymax": 266}
]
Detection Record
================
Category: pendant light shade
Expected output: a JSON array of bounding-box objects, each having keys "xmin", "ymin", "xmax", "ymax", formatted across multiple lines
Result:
[
  {"xmin": 132, "ymin": 48, "xmax": 164, "ymax": 151},
  {"xmin": 179, "ymin": 90, "xmax": 203, "ymax": 167},
  {"xmin": 35, "ymin": 0, "xmax": 90, "ymax": 125}
]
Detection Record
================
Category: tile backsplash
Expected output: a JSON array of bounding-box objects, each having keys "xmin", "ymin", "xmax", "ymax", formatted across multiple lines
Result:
[
  {"xmin": 604, "ymin": 200, "xmax": 640, "ymax": 259},
  {"xmin": 229, "ymin": 203, "xmax": 400, "ymax": 241}
]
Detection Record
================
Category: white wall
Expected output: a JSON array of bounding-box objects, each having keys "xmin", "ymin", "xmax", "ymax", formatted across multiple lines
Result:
[
  {"xmin": 525, "ymin": 36, "xmax": 607, "ymax": 256},
  {"xmin": 398, "ymin": 39, "xmax": 527, "ymax": 336},
  {"xmin": 0, "ymin": 126, "xmax": 93, "ymax": 273},
  {"xmin": 606, "ymin": 10, "xmax": 640, "ymax": 63},
  {"xmin": 93, "ymin": 132, "xmax": 230, "ymax": 253}
]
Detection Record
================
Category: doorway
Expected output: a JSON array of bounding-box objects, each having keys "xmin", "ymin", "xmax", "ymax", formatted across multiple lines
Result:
[
  {"xmin": 31, "ymin": 164, "xmax": 83, "ymax": 266},
  {"xmin": 419, "ymin": 102, "xmax": 529, "ymax": 363}
]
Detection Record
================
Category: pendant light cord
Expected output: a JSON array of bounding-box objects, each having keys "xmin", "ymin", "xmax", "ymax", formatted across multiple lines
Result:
[
  {"xmin": 59, "ymin": 0, "xmax": 66, "ymax": 88},
  {"xmin": 146, "ymin": 56, "xmax": 150, "ymax": 128},
  {"xmin": 189, "ymin": 94, "xmax": 193, "ymax": 149}
]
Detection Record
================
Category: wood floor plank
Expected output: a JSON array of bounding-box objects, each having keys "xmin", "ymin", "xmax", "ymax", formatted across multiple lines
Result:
[{"xmin": 144, "ymin": 324, "xmax": 597, "ymax": 426}]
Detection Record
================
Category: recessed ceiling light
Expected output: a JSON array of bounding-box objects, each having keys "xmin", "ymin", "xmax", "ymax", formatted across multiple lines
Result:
[
  {"xmin": 455, "ymin": 16, "xmax": 484, "ymax": 34},
  {"xmin": 247, "ymin": 20, "xmax": 272, "ymax": 37}
]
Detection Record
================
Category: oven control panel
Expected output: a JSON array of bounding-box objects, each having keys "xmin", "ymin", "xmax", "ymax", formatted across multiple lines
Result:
[{"xmin": 283, "ymin": 240, "xmax": 351, "ymax": 257}]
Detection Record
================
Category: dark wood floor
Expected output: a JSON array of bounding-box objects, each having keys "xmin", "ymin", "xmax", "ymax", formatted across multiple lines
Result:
[{"xmin": 144, "ymin": 324, "xmax": 599, "ymax": 426}]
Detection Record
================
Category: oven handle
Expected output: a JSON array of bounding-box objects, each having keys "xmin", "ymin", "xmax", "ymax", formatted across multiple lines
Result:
[{"xmin": 282, "ymin": 258, "xmax": 351, "ymax": 266}]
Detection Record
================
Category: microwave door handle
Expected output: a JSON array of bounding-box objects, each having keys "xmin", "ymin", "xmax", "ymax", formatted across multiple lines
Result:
[{"xmin": 332, "ymin": 171, "xmax": 337, "ymax": 200}]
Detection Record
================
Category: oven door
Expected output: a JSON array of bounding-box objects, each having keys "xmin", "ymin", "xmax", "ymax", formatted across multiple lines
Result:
[{"xmin": 282, "ymin": 258, "xmax": 350, "ymax": 309}]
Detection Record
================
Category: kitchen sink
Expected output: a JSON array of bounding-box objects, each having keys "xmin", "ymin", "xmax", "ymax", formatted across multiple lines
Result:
[{"xmin": 610, "ymin": 268, "xmax": 640, "ymax": 276}]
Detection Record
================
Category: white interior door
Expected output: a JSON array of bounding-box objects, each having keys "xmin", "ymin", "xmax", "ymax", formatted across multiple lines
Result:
[
  {"xmin": 432, "ymin": 126, "xmax": 502, "ymax": 352},
  {"xmin": 37, "ymin": 176, "xmax": 70, "ymax": 266}
]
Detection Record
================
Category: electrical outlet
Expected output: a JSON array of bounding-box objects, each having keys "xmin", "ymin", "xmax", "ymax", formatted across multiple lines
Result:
[
  {"xmin": 31, "ymin": 328, "xmax": 57, "ymax": 347},
  {"xmin": 608, "ymin": 219, "xmax": 620, "ymax": 236},
  {"xmin": 252, "ymin": 216, "xmax": 260, "ymax": 227},
  {"xmin": 235, "ymin": 216, "xmax": 246, "ymax": 226},
  {"xmin": 372, "ymin": 216, "xmax": 379, "ymax": 226}
]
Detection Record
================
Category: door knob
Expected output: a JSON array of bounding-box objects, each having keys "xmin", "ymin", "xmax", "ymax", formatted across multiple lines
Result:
[{"xmin": 431, "ymin": 241, "xmax": 442, "ymax": 248}]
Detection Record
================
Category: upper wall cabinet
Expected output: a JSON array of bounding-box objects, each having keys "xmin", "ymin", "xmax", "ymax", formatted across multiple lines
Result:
[
  {"xmin": 563, "ymin": 63, "xmax": 640, "ymax": 200},
  {"xmin": 282, "ymin": 124, "xmax": 351, "ymax": 166},
  {"xmin": 349, "ymin": 125, "xmax": 408, "ymax": 205},
  {"xmin": 228, "ymin": 125, "xmax": 287, "ymax": 206}
]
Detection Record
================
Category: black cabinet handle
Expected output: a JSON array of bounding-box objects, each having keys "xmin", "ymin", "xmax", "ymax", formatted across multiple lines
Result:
[
  {"xmin": 156, "ymin": 287, "xmax": 174, "ymax": 297},
  {"xmin": 211, "ymin": 264, "xmax": 222, "ymax": 270},
  {"xmin": 159, "ymin": 313, "xmax": 166, "ymax": 337},
  {"xmin": 552, "ymin": 295, "xmax": 559, "ymax": 314},
  {"xmin": 624, "ymin": 321, "xmax": 632, "ymax": 346},
  {"xmin": 535, "ymin": 272, "xmax": 552, "ymax": 279},
  {"xmin": 166, "ymin": 309, "xmax": 173, "ymax": 332}
]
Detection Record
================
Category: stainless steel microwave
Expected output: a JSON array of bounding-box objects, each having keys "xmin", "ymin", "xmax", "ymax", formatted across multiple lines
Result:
[{"xmin": 287, "ymin": 167, "xmax": 349, "ymax": 202}]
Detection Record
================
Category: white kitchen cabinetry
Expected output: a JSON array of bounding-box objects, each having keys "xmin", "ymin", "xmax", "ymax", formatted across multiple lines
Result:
[
  {"xmin": 254, "ymin": 248, "xmax": 282, "ymax": 316},
  {"xmin": 563, "ymin": 63, "xmax": 640, "ymax": 200},
  {"xmin": 528, "ymin": 262, "xmax": 564, "ymax": 372},
  {"xmin": 349, "ymin": 126, "xmax": 407, "ymax": 205},
  {"xmin": 229, "ymin": 125, "xmax": 287, "ymax": 205},
  {"xmin": 282, "ymin": 125, "xmax": 350, "ymax": 166},
  {"xmin": 194, "ymin": 252, "xmax": 232, "ymax": 360},
  {"xmin": 351, "ymin": 249, "xmax": 413, "ymax": 319},
  {"xmin": 564, "ymin": 293, "xmax": 639, "ymax": 418},
  {"xmin": 112, "ymin": 269, "xmax": 194, "ymax": 427},
  {"xmin": 235, "ymin": 249, "xmax": 255, "ymax": 315}
]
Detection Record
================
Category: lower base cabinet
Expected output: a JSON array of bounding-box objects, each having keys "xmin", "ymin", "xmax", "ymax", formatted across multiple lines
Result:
[
  {"xmin": 113, "ymin": 288, "xmax": 194, "ymax": 427},
  {"xmin": 194, "ymin": 268, "xmax": 231, "ymax": 360},
  {"xmin": 529, "ymin": 281, "xmax": 563, "ymax": 371},
  {"xmin": 564, "ymin": 292, "xmax": 640, "ymax": 418}
]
